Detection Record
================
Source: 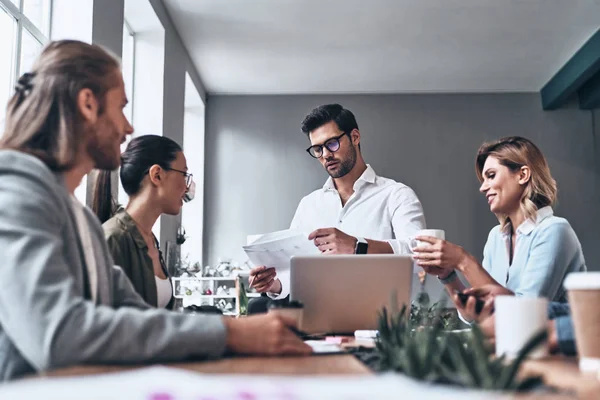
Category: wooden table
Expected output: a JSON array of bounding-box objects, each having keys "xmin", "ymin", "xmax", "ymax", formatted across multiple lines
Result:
[
  {"xmin": 522, "ymin": 356, "xmax": 600, "ymax": 399},
  {"xmin": 36, "ymin": 353, "xmax": 600, "ymax": 399},
  {"xmin": 40, "ymin": 354, "xmax": 371, "ymax": 378}
]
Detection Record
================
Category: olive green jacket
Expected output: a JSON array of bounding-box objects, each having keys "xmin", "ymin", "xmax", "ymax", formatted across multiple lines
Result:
[{"xmin": 102, "ymin": 209, "xmax": 174, "ymax": 309}]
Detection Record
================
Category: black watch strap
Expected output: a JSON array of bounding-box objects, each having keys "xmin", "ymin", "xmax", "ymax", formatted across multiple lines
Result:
[{"xmin": 355, "ymin": 237, "xmax": 368, "ymax": 254}]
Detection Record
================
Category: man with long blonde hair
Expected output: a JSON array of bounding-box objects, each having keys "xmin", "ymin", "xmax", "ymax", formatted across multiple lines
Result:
[{"xmin": 0, "ymin": 40, "xmax": 309, "ymax": 380}]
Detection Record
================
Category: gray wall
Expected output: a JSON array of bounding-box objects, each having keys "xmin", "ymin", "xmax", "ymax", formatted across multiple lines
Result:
[{"xmin": 204, "ymin": 94, "xmax": 600, "ymax": 274}]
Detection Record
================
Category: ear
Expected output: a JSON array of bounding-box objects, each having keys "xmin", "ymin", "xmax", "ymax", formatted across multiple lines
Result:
[
  {"xmin": 77, "ymin": 88, "xmax": 99, "ymax": 124},
  {"xmin": 148, "ymin": 164, "xmax": 163, "ymax": 186},
  {"xmin": 518, "ymin": 166, "xmax": 531, "ymax": 185},
  {"xmin": 350, "ymin": 129, "xmax": 361, "ymax": 147}
]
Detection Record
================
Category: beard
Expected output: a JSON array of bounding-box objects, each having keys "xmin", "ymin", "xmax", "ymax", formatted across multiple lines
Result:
[
  {"xmin": 86, "ymin": 116, "xmax": 122, "ymax": 171},
  {"xmin": 326, "ymin": 144, "xmax": 357, "ymax": 179}
]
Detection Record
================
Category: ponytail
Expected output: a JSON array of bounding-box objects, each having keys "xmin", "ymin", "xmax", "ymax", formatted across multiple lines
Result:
[
  {"xmin": 91, "ymin": 135, "xmax": 182, "ymax": 224},
  {"xmin": 92, "ymin": 170, "xmax": 117, "ymax": 224}
]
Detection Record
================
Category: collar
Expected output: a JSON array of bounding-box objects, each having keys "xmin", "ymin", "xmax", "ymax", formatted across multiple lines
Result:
[
  {"xmin": 322, "ymin": 164, "xmax": 377, "ymax": 192},
  {"xmin": 502, "ymin": 206, "xmax": 554, "ymax": 236},
  {"xmin": 114, "ymin": 208, "xmax": 151, "ymax": 250}
]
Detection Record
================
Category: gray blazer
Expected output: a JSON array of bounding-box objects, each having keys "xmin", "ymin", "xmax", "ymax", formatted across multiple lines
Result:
[{"xmin": 0, "ymin": 150, "xmax": 226, "ymax": 380}]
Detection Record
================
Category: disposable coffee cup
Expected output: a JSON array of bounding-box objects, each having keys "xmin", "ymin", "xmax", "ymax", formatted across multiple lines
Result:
[
  {"xmin": 268, "ymin": 300, "xmax": 304, "ymax": 329},
  {"xmin": 495, "ymin": 296, "xmax": 548, "ymax": 359},
  {"xmin": 564, "ymin": 272, "xmax": 600, "ymax": 372}
]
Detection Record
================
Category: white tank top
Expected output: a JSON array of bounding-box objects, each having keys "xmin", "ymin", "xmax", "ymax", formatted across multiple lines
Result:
[{"xmin": 155, "ymin": 276, "xmax": 172, "ymax": 308}]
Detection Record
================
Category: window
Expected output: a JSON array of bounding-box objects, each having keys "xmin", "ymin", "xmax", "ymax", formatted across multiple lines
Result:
[
  {"xmin": 181, "ymin": 73, "xmax": 205, "ymax": 267},
  {"xmin": 22, "ymin": 0, "xmax": 51, "ymax": 37},
  {"xmin": 122, "ymin": 20, "xmax": 135, "ymax": 126},
  {"xmin": 0, "ymin": 6, "xmax": 17, "ymax": 127},
  {"xmin": 1, "ymin": 0, "xmax": 50, "ymax": 129},
  {"xmin": 19, "ymin": 26, "xmax": 42, "ymax": 75},
  {"xmin": 118, "ymin": 20, "xmax": 136, "ymax": 208}
]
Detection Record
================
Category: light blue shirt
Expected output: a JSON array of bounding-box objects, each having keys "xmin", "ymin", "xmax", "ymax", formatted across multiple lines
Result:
[{"xmin": 482, "ymin": 206, "xmax": 586, "ymax": 302}]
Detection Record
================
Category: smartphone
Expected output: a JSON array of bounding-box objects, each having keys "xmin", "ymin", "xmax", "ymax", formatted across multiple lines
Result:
[{"xmin": 455, "ymin": 291, "xmax": 486, "ymax": 314}]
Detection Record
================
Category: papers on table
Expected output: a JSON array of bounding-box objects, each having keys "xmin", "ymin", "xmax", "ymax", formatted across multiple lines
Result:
[
  {"xmin": 304, "ymin": 340, "xmax": 345, "ymax": 354},
  {"xmin": 243, "ymin": 229, "xmax": 320, "ymax": 273}
]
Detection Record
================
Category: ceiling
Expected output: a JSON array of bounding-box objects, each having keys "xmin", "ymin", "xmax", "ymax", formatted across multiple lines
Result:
[{"xmin": 163, "ymin": 0, "xmax": 600, "ymax": 95}]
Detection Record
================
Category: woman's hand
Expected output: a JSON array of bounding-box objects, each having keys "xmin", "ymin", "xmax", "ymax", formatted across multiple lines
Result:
[
  {"xmin": 463, "ymin": 284, "xmax": 514, "ymax": 301},
  {"xmin": 452, "ymin": 292, "xmax": 495, "ymax": 324},
  {"xmin": 478, "ymin": 313, "xmax": 496, "ymax": 347},
  {"xmin": 412, "ymin": 236, "xmax": 468, "ymax": 276}
]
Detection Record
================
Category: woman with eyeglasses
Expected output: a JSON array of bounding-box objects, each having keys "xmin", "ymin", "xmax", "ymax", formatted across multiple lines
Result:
[{"xmin": 92, "ymin": 135, "xmax": 195, "ymax": 309}]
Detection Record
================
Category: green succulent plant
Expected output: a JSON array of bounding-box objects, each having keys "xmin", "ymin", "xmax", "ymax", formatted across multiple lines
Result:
[
  {"xmin": 440, "ymin": 325, "xmax": 546, "ymax": 391},
  {"xmin": 409, "ymin": 292, "xmax": 462, "ymax": 331},
  {"xmin": 377, "ymin": 305, "xmax": 447, "ymax": 383},
  {"xmin": 376, "ymin": 305, "xmax": 546, "ymax": 392}
]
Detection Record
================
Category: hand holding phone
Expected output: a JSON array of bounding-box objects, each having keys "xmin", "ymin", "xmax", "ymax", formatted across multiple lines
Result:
[{"xmin": 455, "ymin": 291, "xmax": 487, "ymax": 315}]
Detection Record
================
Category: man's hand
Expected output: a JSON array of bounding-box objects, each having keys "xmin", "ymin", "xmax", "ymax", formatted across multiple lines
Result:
[
  {"xmin": 308, "ymin": 228, "xmax": 357, "ymax": 254},
  {"xmin": 224, "ymin": 313, "xmax": 312, "ymax": 356},
  {"xmin": 249, "ymin": 266, "xmax": 281, "ymax": 294}
]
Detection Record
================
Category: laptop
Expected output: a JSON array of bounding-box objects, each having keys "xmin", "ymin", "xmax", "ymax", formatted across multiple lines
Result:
[{"xmin": 290, "ymin": 255, "xmax": 413, "ymax": 334}]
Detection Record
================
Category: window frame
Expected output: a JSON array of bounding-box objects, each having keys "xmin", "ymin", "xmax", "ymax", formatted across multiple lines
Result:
[
  {"xmin": 117, "ymin": 18, "xmax": 136, "ymax": 208},
  {"xmin": 0, "ymin": 0, "xmax": 52, "ymax": 79},
  {"xmin": 123, "ymin": 18, "xmax": 136, "ymax": 123}
]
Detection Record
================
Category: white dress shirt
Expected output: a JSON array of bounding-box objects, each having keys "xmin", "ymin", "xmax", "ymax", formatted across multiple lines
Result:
[{"xmin": 269, "ymin": 165, "xmax": 426, "ymax": 299}]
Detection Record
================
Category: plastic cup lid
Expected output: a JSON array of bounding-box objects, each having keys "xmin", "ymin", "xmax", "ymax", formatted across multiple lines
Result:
[{"xmin": 564, "ymin": 272, "xmax": 600, "ymax": 291}]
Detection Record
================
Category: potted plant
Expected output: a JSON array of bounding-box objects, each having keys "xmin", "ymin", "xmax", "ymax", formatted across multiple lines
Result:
[{"xmin": 376, "ymin": 305, "xmax": 547, "ymax": 392}]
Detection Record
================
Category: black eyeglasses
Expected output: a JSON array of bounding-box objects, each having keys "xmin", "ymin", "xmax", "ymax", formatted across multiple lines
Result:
[
  {"xmin": 166, "ymin": 167, "xmax": 194, "ymax": 188},
  {"xmin": 306, "ymin": 132, "xmax": 349, "ymax": 159}
]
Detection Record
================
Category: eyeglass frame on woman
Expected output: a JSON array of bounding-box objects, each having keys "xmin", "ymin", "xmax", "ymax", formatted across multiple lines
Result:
[
  {"xmin": 306, "ymin": 131, "xmax": 350, "ymax": 159},
  {"xmin": 165, "ymin": 167, "xmax": 194, "ymax": 188}
]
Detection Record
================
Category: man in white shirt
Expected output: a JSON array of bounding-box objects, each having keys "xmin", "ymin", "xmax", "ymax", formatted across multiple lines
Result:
[{"xmin": 249, "ymin": 104, "xmax": 426, "ymax": 302}]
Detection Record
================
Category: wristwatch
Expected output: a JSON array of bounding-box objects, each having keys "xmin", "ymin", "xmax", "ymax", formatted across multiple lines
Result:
[
  {"xmin": 355, "ymin": 237, "xmax": 368, "ymax": 254},
  {"xmin": 437, "ymin": 269, "xmax": 458, "ymax": 284}
]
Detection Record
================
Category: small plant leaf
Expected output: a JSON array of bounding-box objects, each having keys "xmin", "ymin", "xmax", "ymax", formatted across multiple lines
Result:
[{"xmin": 497, "ymin": 329, "xmax": 548, "ymax": 389}]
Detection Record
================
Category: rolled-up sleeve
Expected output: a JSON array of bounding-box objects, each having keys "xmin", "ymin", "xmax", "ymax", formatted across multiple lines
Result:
[{"xmin": 387, "ymin": 187, "xmax": 426, "ymax": 254}]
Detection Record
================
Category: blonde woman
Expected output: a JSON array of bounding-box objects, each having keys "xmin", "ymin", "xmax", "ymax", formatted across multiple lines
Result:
[{"xmin": 414, "ymin": 136, "xmax": 586, "ymax": 322}]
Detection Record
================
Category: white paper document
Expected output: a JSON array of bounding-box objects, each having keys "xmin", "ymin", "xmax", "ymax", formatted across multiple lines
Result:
[
  {"xmin": 243, "ymin": 229, "xmax": 320, "ymax": 272},
  {"xmin": 304, "ymin": 340, "xmax": 345, "ymax": 354}
]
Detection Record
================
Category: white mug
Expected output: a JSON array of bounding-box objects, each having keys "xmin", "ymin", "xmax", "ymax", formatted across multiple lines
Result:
[
  {"xmin": 410, "ymin": 229, "xmax": 445, "ymax": 251},
  {"xmin": 495, "ymin": 296, "xmax": 549, "ymax": 359}
]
